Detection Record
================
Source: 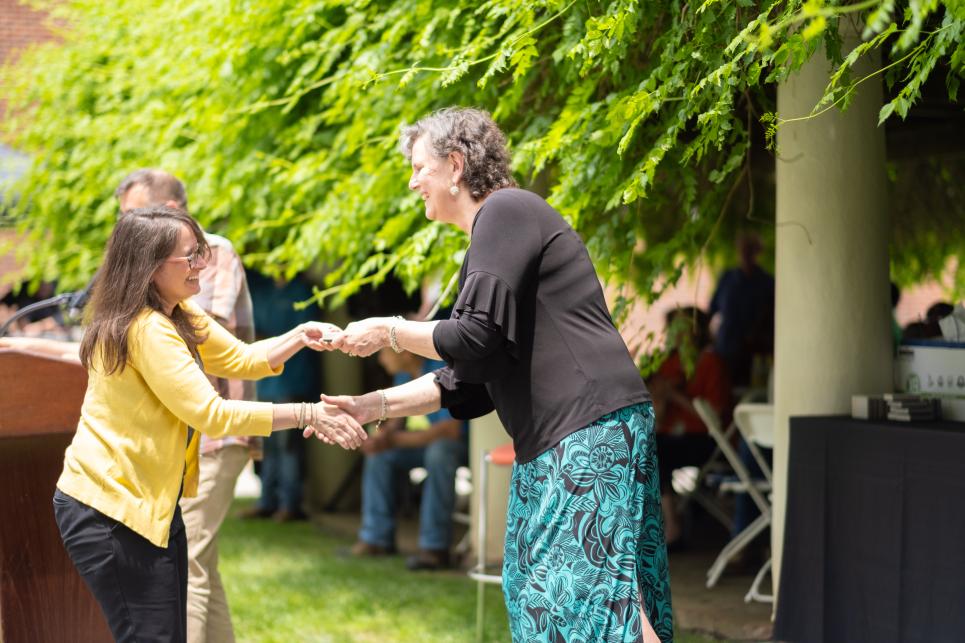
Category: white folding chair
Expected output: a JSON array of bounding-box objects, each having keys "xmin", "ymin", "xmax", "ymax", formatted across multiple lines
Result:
[
  {"xmin": 672, "ymin": 430, "xmax": 737, "ymax": 534},
  {"xmin": 693, "ymin": 398, "xmax": 772, "ymax": 593},
  {"xmin": 467, "ymin": 443, "xmax": 515, "ymax": 643},
  {"xmin": 733, "ymin": 403, "xmax": 774, "ymax": 484},
  {"xmin": 732, "ymin": 402, "xmax": 775, "ymax": 603},
  {"xmin": 452, "ymin": 466, "xmax": 473, "ymax": 556},
  {"xmin": 673, "ymin": 390, "xmax": 768, "ymax": 532}
]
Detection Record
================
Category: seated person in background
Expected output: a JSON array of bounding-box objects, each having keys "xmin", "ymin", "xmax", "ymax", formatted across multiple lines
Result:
[
  {"xmin": 648, "ymin": 307, "xmax": 731, "ymax": 547},
  {"xmin": 352, "ymin": 346, "xmax": 468, "ymax": 571},
  {"xmin": 903, "ymin": 301, "xmax": 956, "ymax": 340},
  {"xmin": 902, "ymin": 321, "xmax": 934, "ymax": 340},
  {"xmin": 924, "ymin": 301, "xmax": 956, "ymax": 339},
  {"xmin": 927, "ymin": 301, "xmax": 955, "ymax": 327}
]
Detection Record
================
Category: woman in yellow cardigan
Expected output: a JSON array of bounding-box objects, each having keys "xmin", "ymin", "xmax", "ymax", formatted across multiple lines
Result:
[{"xmin": 53, "ymin": 206, "xmax": 366, "ymax": 642}]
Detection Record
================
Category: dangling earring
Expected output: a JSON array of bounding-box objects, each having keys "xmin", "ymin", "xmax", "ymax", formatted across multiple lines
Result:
[{"xmin": 449, "ymin": 183, "xmax": 460, "ymax": 196}]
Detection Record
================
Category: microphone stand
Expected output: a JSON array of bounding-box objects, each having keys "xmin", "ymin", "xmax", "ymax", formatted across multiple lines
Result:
[{"xmin": 0, "ymin": 293, "xmax": 76, "ymax": 338}]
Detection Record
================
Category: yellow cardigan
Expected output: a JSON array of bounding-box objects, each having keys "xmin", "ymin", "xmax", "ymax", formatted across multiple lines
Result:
[{"xmin": 57, "ymin": 300, "xmax": 282, "ymax": 547}]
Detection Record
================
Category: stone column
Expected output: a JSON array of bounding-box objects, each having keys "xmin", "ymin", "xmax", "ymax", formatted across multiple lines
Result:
[
  {"xmin": 306, "ymin": 305, "xmax": 365, "ymax": 512},
  {"xmin": 469, "ymin": 412, "xmax": 512, "ymax": 565},
  {"xmin": 772, "ymin": 26, "xmax": 892, "ymax": 599}
]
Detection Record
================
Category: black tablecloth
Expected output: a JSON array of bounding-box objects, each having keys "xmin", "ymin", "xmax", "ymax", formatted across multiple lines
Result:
[{"xmin": 774, "ymin": 416, "xmax": 965, "ymax": 643}]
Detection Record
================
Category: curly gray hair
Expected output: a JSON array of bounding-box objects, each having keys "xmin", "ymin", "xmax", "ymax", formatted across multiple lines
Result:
[{"xmin": 400, "ymin": 107, "xmax": 517, "ymax": 200}]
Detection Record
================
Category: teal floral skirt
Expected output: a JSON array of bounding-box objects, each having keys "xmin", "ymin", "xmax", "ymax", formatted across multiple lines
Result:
[{"xmin": 502, "ymin": 403, "xmax": 673, "ymax": 642}]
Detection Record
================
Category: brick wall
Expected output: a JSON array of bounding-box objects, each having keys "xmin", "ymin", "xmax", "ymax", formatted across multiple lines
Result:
[
  {"xmin": 613, "ymin": 266, "xmax": 957, "ymax": 362},
  {"xmin": 1, "ymin": 2, "xmax": 54, "ymax": 295},
  {"xmin": 0, "ymin": 0, "xmax": 54, "ymax": 64},
  {"xmin": 1, "ymin": 0, "xmax": 55, "ymax": 120}
]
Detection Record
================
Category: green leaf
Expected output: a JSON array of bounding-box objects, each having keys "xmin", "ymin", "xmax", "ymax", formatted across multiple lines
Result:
[
  {"xmin": 947, "ymin": 72, "xmax": 961, "ymax": 101},
  {"xmin": 802, "ymin": 15, "xmax": 827, "ymax": 42},
  {"xmin": 878, "ymin": 100, "xmax": 896, "ymax": 125},
  {"xmin": 2, "ymin": 0, "xmax": 962, "ymax": 318}
]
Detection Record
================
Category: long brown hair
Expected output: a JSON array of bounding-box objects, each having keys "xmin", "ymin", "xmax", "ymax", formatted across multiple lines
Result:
[{"xmin": 80, "ymin": 206, "xmax": 209, "ymax": 374}]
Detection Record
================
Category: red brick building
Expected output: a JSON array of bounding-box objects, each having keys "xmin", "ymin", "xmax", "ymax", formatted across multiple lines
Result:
[
  {"xmin": 0, "ymin": 0, "xmax": 53, "ymax": 64},
  {"xmin": 1, "ymin": 1, "xmax": 55, "ymax": 294},
  {"xmin": 1, "ymin": 0, "xmax": 55, "ymax": 110}
]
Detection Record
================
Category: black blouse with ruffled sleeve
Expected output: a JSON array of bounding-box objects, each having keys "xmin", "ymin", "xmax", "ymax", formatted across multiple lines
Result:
[{"xmin": 431, "ymin": 188, "xmax": 650, "ymax": 463}]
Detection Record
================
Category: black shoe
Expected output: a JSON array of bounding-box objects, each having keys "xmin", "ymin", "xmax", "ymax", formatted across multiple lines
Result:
[
  {"xmin": 272, "ymin": 508, "xmax": 309, "ymax": 523},
  {"xmin": 350, "ymin": 541, "xmax": 397, "ymax": 557},
  {"xmin": 238, "ymin": 506, "xmax": 275, "ymax": 520},
  {"xmin": 406, "ymin": 549, "xmax": 451, "ymax": 571}
]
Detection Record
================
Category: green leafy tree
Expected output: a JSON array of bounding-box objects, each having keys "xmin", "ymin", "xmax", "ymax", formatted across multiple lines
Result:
[{"xmin": 2, "ymin": 0, "xmax": 963, "ymax": 316}]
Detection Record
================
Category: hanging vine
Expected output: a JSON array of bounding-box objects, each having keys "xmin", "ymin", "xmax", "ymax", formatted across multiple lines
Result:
[{"xmin": 2, "ymin": 0, "xmax": 962, "ymax": 303}]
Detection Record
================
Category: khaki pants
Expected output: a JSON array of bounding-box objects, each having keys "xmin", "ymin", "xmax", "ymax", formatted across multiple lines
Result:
[{"xmin": 179, "ymin": 445, "xmax": 250, "ymax": 643}]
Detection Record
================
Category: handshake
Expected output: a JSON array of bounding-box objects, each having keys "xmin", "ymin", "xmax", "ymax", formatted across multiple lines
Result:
[{"xmin": 296, "ymin": 316, "xmax": 411, "ymax": 447}]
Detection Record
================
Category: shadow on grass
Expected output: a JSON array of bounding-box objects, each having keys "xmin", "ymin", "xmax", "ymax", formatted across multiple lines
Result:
[{"xmin": 218, "ymin": 500, "xmax": 733, "ymax": 642}]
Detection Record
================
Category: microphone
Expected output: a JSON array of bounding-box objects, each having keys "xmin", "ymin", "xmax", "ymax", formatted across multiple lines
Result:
[
  {"xmin": 68, "ymin": 275, "xmax": 97, "ymax": 316},
  {"xmin": 0, "ymin": 269, "xmax": 98, "ymax": 337},
  {"xmin": 0, "ymin": 292, "xmax": 75, "ymax": 338}
]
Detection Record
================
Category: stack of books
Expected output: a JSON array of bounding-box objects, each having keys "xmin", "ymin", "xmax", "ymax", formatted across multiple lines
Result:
[
  {"xmin": 884, "ymin": 394, "xmax": 942, "ymax": 422},
  {"xmin": 851, "ymin": 394, "xmax": 943, "ymax": 422}
]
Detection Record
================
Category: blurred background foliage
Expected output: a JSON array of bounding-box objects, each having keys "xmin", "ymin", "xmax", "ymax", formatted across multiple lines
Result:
[{"xmin": 1, "ymin": 0, "xmax": 963, "ymax": 308}]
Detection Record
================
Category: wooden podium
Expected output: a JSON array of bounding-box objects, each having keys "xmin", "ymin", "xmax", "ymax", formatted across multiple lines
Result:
[{"xmin": 0, "ymin": 349, "xmax": 111, "ymax": 642}]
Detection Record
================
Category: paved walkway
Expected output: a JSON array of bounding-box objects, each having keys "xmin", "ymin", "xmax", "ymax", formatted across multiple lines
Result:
[{"xmin": 667, "ymin": 547, "xmax": 774, "ymax": 641}]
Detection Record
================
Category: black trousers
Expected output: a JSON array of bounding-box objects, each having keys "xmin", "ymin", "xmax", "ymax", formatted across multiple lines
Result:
[{"xmin": 53, "ymin": 488, "xmax": 188, "ymax": 642}]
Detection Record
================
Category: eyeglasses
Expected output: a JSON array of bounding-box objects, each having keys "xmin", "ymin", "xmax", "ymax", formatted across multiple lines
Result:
[{"xmin": 165, "ymin": 246, "xmax": 209, "ymax": 269}]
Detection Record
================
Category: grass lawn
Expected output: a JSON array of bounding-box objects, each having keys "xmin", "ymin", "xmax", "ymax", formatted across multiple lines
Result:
[{"xmin": 219, "ymin": 501, "xmax": 732, "ymax": 642}]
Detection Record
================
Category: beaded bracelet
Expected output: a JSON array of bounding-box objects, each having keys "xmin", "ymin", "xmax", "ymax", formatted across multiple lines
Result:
[
  {"xmin": 388, "ymin": 316, "xmax": 404, "ymax": 353},
  {"xmin": 374, "ymin": 389, "xmax": 388, "ymax": 431}
]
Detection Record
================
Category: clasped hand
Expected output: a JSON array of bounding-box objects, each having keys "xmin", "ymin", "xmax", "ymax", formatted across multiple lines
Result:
[
  {"xmin": 297, "ymin": 319, "xmax": 391, "ymax": 358},
  {"xmin": 303, "ymin": 401, "xmax": 368, "ymax": 449},
  {"xmin": 295, "ymin": 318, "xmax": 393, "ymax": 444},
  {"xmin": 304, "ymin": 392, "xmax": 377, "ymax": 442},
  {"xmin": 297, "ymin": 321, "xmax": 344, "ymax": 351},
  {"xmin": 324, "ymin": 317, "xmax": 394, "ymax": 358}
]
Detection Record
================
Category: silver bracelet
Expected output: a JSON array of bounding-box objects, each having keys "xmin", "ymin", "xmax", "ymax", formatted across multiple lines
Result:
[
  {"xmin": 374, "ymin": 389, "xmax": 388, "ymax": 430},
  {"xmin": 388, "ymin": 316, "xmax": 404, "ymax": 354}
]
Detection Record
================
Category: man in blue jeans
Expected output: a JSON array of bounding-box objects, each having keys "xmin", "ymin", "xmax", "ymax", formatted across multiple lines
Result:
[{"xmin": 351, "ymin": 348, "xmax": 468, "ymax": 570}]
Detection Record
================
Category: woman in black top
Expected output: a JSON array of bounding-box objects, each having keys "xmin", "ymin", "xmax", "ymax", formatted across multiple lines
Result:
[{"xmin": 318, "ymin": 107, "xmax": 672, "ymax": 643}]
